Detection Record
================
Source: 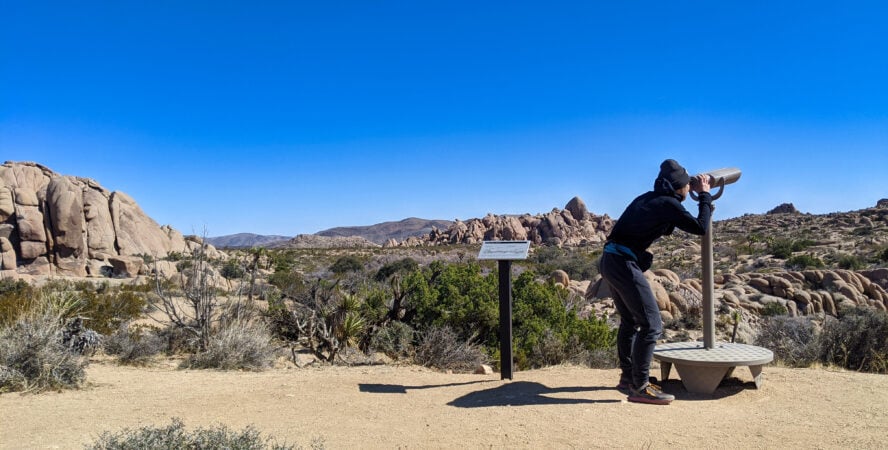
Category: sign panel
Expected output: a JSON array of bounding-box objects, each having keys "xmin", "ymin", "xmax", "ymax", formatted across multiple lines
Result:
[{"xmin": 477, "ymin": 240, "xmax": 531, "ymax": 261}]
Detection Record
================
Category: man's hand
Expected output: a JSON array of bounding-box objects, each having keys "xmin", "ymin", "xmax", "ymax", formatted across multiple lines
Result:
[{"xmin": 693, "ymin": 174, "xmax": 711, "ymax": 193}]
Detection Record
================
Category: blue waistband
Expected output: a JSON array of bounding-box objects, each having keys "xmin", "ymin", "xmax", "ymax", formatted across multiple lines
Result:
[{"xmin": 604, "ymin": 242, "xmax": 637, "ymax": 261}]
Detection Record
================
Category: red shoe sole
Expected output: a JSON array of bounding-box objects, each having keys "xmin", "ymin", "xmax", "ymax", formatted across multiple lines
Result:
[{"xmin": 628, "ymin": 395, "xmax": 673, "ymax": 405}]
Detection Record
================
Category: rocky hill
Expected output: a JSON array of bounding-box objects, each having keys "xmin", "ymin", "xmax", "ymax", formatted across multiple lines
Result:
[
  {"xmin": 272, "ymin": 234, "xmax": 380, "ymax": 249},
  {"xmin": 206, "ymin": 233, "xmax": 291, "ymax": 248},
  {"xmin": 0, "ymin": 161, "xmax": 219, "ymax": 279},
  {"xmin": 317, "ymin": 217, "xmax": 453, "ymax": 244}
]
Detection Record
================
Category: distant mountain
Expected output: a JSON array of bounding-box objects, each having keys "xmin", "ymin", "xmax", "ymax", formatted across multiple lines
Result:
[
  {"xmin": 206, "ymin": 233, "xmax": 292, "ymax": 248},
  {"xmin": 316, "ymin": 217, "xmax": 454, "ymax": 244}
]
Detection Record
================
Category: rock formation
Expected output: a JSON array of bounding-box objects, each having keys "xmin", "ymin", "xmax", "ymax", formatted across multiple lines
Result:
[
  {"xmin": 390, "ymin": 196, "xmax": 613, "ymax": 247},
  {"xmin": 586, "ymin": 268, "xmax": 888, "ymax": 324},
  {"xmin": 767, "ymin": 203, "xmax": 800, "ymax": 215},
  {"xmin": 0, "ymin": 161, "xmax": 219, "ymax": 279}
]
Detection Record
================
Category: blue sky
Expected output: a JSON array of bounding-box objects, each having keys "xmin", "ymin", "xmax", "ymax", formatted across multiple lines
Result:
[{"xmin": 2, "ymin": 1, "xmax": 886, "ymax": 237}]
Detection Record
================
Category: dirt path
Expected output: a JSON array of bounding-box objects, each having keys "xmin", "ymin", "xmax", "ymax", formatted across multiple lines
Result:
[{"xmin": 2, "ymin": 360, "xmax": 887, "ymax": 449}]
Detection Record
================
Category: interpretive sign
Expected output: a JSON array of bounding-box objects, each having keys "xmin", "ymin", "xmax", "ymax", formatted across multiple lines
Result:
[
  {"xmin": 477, "ymin": 240, "xmax": 531, "ymax": 260},
  {"xmin": 477, "ymin": 240, "xmax": 530, "ymax": 380}
]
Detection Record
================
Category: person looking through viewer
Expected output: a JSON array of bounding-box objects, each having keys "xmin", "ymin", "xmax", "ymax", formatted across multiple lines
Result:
[{"xmin": 600, "ymin": 159, "xmax": 711, "ymax": 405}]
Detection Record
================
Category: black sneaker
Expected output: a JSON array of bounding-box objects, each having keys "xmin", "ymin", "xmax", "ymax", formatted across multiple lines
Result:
[{"xmin": 628, "ymin": 382, "xmax": 674, "ymax": 405}]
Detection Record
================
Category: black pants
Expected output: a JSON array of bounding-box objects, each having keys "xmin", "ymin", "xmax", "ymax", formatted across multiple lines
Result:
[{"xmin": 599, "ymin": 252, "xmax": 663, "ymax": 388}]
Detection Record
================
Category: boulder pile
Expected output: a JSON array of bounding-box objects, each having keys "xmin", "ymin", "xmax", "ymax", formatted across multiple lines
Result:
[
  {"xmin": 390, "ymin": 196, "xmax": 613, "ymax": 247},
  {"xmin": 0, "ymin": 161, "xmax": 219, "ymax": 279}
]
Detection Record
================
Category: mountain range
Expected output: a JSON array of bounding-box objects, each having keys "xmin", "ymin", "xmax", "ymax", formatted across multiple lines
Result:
[{"xmin": 207, "ymin": 217, "xmax": 453, "ymax": 248}]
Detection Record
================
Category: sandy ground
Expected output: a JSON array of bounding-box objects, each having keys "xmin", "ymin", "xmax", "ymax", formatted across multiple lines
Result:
[{"xmin": 2, "ymin": 359, "xmax": 887, "ymax": 449}]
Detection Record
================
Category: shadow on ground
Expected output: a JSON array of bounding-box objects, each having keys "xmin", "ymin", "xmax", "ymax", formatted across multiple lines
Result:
[
  {"xmin": 663, "ymin": 376, "xmax": 759, "ymax": 401},
  {"xmin": 360, "ymin": 380, "xmax": 622, "ymax": 407},
  {"xmin": 359, "ymin": 380, "xmax": 494, "ymax": 394},
  {"xmin": 447, "ymin": 382, "xmax": 622, "ymax": 408}
]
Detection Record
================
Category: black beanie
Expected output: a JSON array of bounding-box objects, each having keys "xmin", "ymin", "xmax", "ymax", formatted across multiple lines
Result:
[{"xmin": 658, "ymin": 159, "xmax": 690, "ymax": 190}]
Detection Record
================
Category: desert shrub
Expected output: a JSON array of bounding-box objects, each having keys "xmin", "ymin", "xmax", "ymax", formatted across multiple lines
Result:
[
  {"xmin": 401, "ymin": 263, "xmax": 616, "ymax": 369},
  {"xmin": 86, "ymin": 417, "xmax": 307, "ymax": 450},
  {"xmin": 0, "ymin": 311, "xmax": 87, "ymax": 393},
  {"xmin": 754, "ymin": 316, "xmax": 819, "ymax": 367},
  {"xmin": 182, "ymin": 319, "xmax": 277, "ymax": 370},
  {"xmin": 156, "ymin": 325, "xmax": 198, "ymax": 355},
  {"xmin": 268, "ymin": 269, "xmax": 306, "ymax": 299},
  {"xmin": 402, "ymin": 261, "xmax": 499, "ymax": 348},
  {"xmin": 836, "ymin": 254, "xmax": 866, "ymax": 270},
  {"xmin": 582, "ymin": 347, "xmax": 619, "ymax": 369},
  {"xmin": 879, "ymin": 247, "xmax": 888, "ymax": 263},
  {"xmin": 369, "ymin": 321, "xmax": 415, "ymax": 359},
  {"xmin": 165, "ymin": 251, "xmax": 185, "ymax": 262},
  {"xmin": 529, "ymin": 246, "xmax": 599, "ymax": 281},
  {"xmin": 329, "ymin": 255, "xmax": 364, "ymax": 275},
  {"xmin": 414, "ymin": 325, "xmax": 487, "ymax": 372},
  {"xmin": 374, "ymin": 257, "xmax": 419, "ymax": 282},
  {"xmin": 104, "ymin": 323, "xmax": 165, "ymax": 365},
  {"xmin": 220, "ymin": 258, "xmax": 246, "ymax": 281},
  {"xmin": 768, "ymin": 238, "xmax": 814, "ymax": 259},
  {"xmin": 79, "ymin": 287, "xmax": 148, "ymax": 335},
  {"xmin": 0, "ymin": 278, "xmax": 37, "ymax": 327},
  {"xmin": 512, "ymin": 271, "xmax": 616, "ymax": 368},
  {"xmin": 819, "ymin": 307, "xmax": 888, "ymax": 373},
  {"xmin": 528, "ymin": 330, "xmax": 608, "ymax": 368},
  {"xmin": 785, "ymin": 254, "xmax": 825, "ymax": 270},
  {"xmin": 761, "ymin": 302, "xmax": 789, "ymax": 317}
]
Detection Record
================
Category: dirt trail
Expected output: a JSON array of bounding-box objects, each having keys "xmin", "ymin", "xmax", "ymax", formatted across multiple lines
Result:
[{"xmin": 2, "ymin": 360, "xmax": 887, "ymax": 449}]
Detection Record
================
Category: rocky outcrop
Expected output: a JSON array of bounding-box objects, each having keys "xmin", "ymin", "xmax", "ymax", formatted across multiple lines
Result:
[
  {"xmin": 767, "ymin": 203, "xmax": 800, "ymax": 214},
  {"xmin": 397, "ymin": 196, "xmax": 612, "ymax": 247},
  {"xmin": 0, "ymin": 161, "xmax": 218, "ymax": 279},
  {"xmin": 586, "ymin": 268, "xmax": 888, "ymax": 323}
]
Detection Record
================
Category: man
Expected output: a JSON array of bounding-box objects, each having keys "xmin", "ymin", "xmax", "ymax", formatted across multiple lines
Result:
[{"xmin": 600, "ymin": 159, "xmax": 711, "ymax": 405}]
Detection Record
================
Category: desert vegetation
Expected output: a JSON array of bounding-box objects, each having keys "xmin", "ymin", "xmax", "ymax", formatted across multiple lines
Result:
[
  {"xmin": 86, "ymin": 417, "xmax": 319, "ymax": 450},
  {"xmin": 2, "ymin": 203, "xmax": 888, "ymax": 399}
]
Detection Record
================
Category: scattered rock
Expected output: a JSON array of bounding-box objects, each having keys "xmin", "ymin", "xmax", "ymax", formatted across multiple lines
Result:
[{"xmin": 474, "ymin": 364, "xmax": 494, "ymax": 375}]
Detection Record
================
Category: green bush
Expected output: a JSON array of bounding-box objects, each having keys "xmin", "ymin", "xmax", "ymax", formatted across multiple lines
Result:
[
  {"xmin": 512, "ymin": 271, "xmax": 616, "ymax": 369},
  {"xmin": 768, "ymin": 238, "xmax": 814, "ymax": 259},
  {"xmin": 529, "ymin": 246, "xmax": 599, "ymax": 281},
  {"xmin": 785, "ymin": 254, "xmax": 825, "ymax": 270},
  {"xmin": 401, "ymin": 261, "xmax": 498, "ymax": 348},
  {"xmin": 400, "ymin": 262, "xmax": 616, "ymax": 370},
  {"xmin": 820, "ymin": 307, "xmax": 888, "ymax": 373},
  {"xmin": 221, "ymin": 259, "xmax": 246, "ymax": 280},
  {"xmin": 267, "ymin": 270, "xmax": 306, "ymax": 299},
  {"xmin": 0, "ymin": 279, "xmax": 37, "ymax": 328},
  {"xmin": 0, "ymin": 311, "xmax": 87, "ymax": 393},
  {"xmin": 86, "ymin": 417, "xmax": 308, "ymax": 450},
  {"xmin": 879, "ymin": 247, "xmax": 888, "ymax": 263},
  {"xmin": 329, "ymin": 256, "xmax": 364, "ymax": 275},
  {"xmin": 761, "ymin": 302, "xmax": 789, "ymax": 317},
  {"xmin": 837, "ymin": 254, "xmax": 866, "ymax": 270},
  {"xmin": 374, "ymin": 257, "xmax": 419, "ymax": 282},
  {"xmin": 754, "ymin": 316, "xmax": 819, "ymax": 367}
]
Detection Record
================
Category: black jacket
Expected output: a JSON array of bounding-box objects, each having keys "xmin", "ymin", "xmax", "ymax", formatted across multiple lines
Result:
[{"xmin": 607, "ymin": 184, "xmax": 713, "ymax": 265}]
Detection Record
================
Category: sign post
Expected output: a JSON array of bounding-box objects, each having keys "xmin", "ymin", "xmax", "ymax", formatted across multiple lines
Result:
[{"xmin": 478, "ymin": 240, "xmax": 530, "ymax": 380}]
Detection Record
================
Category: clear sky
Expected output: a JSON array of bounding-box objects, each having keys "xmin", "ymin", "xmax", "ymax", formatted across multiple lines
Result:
[{"xmin": 2, "ymin": 1, "xmax": 886, "ymax": 237}]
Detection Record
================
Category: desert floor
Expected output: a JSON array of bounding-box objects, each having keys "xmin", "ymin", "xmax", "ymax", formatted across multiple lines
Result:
[{"xmin": 2, "ymin": 359, "xmax": 887, "ymax": 449}]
